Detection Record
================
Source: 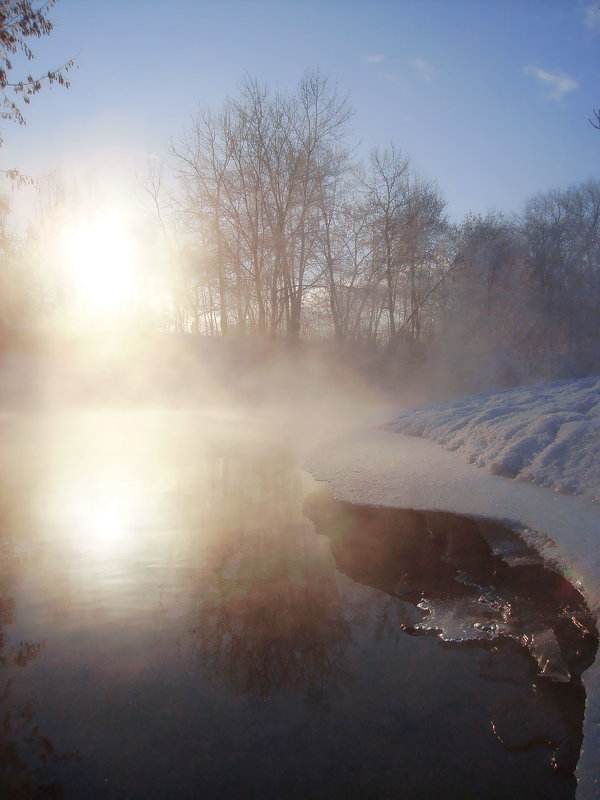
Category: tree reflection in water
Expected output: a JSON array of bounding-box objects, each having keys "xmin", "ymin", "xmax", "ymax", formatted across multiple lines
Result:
[
  {"xmin": 184, "ymin": 448, "xmax": 351, "ymax": 704},
  {"xmin": 0, "ymin": 411, "xmax": 595, "ymax": 798},
  {"xmin": 0, "ymin": 528, "xmax": 77, "ymax": 799}
]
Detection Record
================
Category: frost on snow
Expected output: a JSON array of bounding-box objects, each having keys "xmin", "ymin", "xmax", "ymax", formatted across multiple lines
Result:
[{"xmin": 386, "ymin": 376, "xmax": 600, "ymax": 505}]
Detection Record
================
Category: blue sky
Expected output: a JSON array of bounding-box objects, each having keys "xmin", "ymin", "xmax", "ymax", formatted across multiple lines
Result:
[{"xmin": 4, "ymin": 0, "xmax": 600, "ymax": 223}]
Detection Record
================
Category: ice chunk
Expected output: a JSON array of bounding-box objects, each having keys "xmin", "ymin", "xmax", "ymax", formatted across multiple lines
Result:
[{"xmin": 528, "ymin": 628, "xmax": 571, "ymax": 682}]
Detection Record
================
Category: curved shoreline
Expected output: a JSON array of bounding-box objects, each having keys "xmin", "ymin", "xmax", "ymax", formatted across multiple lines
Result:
[{"xmin": 307, "ymin": 427, "xmax": 600, "ymax": 800}]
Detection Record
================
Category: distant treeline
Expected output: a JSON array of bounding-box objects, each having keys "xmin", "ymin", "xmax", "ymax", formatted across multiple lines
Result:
[
  {"xmin": 164, "ymin": 73, "xmax": 600, "ymax": 382},
  {"xmin": 2, "ymin": 72, "xmax": 600, "ymax": 388}
]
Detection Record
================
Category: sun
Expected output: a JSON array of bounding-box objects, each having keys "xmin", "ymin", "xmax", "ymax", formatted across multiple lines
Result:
[{"xmin": 61, "ymin": 211, "xmax": 137, "ymax": 315}]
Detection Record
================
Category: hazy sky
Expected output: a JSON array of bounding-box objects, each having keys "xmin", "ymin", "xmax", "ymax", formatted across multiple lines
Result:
[{"xmin": 4, "ymin": 0, "xmax": 600, "ymax": 223}]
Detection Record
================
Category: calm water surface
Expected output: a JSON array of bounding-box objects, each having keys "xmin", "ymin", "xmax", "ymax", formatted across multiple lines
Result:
[{"xmin": 0, "ymin": 409, "xmax": 596, "ymax": 799}]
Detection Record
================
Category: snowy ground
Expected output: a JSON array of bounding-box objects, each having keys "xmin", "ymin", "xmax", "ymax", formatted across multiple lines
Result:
[
  {"xmin": 308, "ymin": 376, "xmax": 600, "ymax": 800},
  {"xmin": 386, "ymin": 376, "xmax": 600, "ymax": 505}
]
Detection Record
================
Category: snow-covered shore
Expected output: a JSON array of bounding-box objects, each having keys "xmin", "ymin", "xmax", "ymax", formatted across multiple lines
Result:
[
  {"xmin": 386, "ymin": 376, "xmax": 600, "ymax": 505},
  {"xmin": 308, "ymin": 376, "xmax": 600, "ymax": 800},
  {"xmin": 387, "ymin": 378, "xmax": 600, "ymax": 502}
]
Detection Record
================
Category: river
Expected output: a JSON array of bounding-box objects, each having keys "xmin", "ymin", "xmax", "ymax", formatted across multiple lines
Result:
[{"xmin": 0, "ymin": 408, "xmax": 595, "ymax": 799}]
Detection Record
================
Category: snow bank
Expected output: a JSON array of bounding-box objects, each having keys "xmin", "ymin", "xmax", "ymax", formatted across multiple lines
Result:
[
  {"xmin": 308, "ymin": 376, "xmax": 600, "ymax": 800},
  {"xmin": 386, "ymin": 376, "xmax": 600, "ymax": 505}
]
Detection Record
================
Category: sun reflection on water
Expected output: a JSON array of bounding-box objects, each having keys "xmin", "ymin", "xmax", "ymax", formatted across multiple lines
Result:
[
  {"xmin": 92, "ymin": 505, "xmax": 122, "ymax": 542},
  {"xmin": 48, "ymin": 467, "xmax": 143, "ymax": 562},
  {"xmin": 9, "ymin": 409, "xmax": 289, "ymax": 614}
]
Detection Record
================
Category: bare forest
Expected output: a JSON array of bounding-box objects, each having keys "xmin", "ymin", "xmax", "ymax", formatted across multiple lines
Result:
[{"xmin": 2, "ymin": 72, "xmax": 600, "ymax": 394}]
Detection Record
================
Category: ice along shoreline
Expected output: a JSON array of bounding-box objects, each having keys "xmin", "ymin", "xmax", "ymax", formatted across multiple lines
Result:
[{"xmin": 307, "ymin": 423, "xmax": 600, "ymax": 800}]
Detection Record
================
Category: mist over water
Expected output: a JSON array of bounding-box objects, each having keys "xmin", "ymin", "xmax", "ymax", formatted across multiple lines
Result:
[
  {"xmin": 0, "ymin": 329, "xmax": 528, "ymax": 424},
  {"xmin": 0, "ymin": 359, "xmax": 595, "ymax": 798}
]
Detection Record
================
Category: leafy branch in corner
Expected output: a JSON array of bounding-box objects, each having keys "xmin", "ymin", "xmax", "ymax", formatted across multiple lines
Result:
[{"xmin": 0, "ymin": 0, "xmax": 76, "ymax": 165}]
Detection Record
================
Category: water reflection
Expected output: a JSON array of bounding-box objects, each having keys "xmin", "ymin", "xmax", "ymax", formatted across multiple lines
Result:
[
  {"xmin": 304, "ymin": 490, "xmax": 598, "ymax": 775},
  {"xmin": 0, "ymin": 527, "xmax": 77, "ymax": 799},
  {"xmin": 0, "ymin": 410, "xmax": 594, "ymax": 798},
  {"xmin": 173, "ymin": 446, "xmax": 352, "ymax": 702}
]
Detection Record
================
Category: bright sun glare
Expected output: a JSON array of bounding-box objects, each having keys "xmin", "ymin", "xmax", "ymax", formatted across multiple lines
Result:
[{"xmin": 61, "ymin": 212, "xmax": 137, "ymax": 315}]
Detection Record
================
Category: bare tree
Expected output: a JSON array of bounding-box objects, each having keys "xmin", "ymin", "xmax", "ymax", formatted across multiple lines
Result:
[
  {"xmin": 521, "ymin": 180, "xmax": 600, "ymax": 376},
  {"xmin": 172, "ymin": 72, "xmax": 353, "ymax": 341},
  {"xmin": 172, "ymin": 108, "xmax": 233, "ymax": 334},
  {"xmin": 362, "ymin": 145, "xmax": 448, "ymax": 348},
  {"xmin": 362, "ymin": 145, "xmax": 410, "ymax": 343}
]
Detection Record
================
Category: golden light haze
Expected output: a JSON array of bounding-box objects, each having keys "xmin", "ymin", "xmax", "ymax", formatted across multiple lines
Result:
[{"xmin": 29, "ymin": 171, "xmax": 172, "ymax": 334}]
